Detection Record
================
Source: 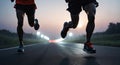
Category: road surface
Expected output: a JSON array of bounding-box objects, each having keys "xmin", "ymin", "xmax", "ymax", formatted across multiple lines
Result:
[{"xmin": 0, "ymin": 42, "xmax": 120, "ymax": 65}]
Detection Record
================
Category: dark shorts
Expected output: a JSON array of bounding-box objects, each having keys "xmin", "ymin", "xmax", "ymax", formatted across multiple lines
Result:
[
  {"xmin": 15, "ymin": 4, "xmax": 35, "ymax": 27},
  {"xmin": 67, "ymin": 2, "xmax": 82, "ymax": 15},
  {"xmin": 14, "ymin": 4, "xmax": 36, "ymax": 10},
  {"xmin": 67, "ymin": 2, "xmax": 96, "ymax": 15}
]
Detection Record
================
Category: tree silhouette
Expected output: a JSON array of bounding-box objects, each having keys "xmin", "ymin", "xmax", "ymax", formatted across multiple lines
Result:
[{"xmin": 105, "ymin": 22, "xmax": 120, "ymax": 34}]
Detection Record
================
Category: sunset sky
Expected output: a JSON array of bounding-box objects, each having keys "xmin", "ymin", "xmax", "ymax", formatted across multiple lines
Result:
[{"xmin": 0, "ymin": 0, "xmax": 120, "ymax": 39}]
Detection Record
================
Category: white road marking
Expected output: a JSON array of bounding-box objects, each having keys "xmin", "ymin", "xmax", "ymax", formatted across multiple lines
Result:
[{"xmin": 0, "ymin": 43, "xmax": 40, "ymax": 51}]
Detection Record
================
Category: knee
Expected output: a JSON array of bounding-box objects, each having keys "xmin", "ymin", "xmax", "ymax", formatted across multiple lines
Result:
[
  {"xmin": 72, "ymin": 24, "xmax": 77, "ymax": 29},
  {"xmin": 89, "ymin": 12, "xmax": 95, "ymax": 17},
  {"xmin": 29, "ymin": 22, "xmax": 34, "ymax": 27},
  {"xmin": 28, "ymin": 19, "xmax": 34, "ymax": 27},
  {"xmin": 17, "ymin": 22, "xmax": 23, "ymax": 28},
  {"xmin": 68, "ymin": 22, "xmax": 77, "ymax": 29},
  {"xmin": 72, "ymin": 21, "xmax": 79, "ymax": 29}
]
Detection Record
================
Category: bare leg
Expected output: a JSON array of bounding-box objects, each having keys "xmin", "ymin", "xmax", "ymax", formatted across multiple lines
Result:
[
  {"xmin": 70, "ymin": 14, "xmax": 79, "ymax": 29},
  {"xmin": 26, "ymin": 9, "xmax": 35, "ymax": 27},
  {"xmin": 16, "ymin": 9, "xmax": 24, "ymax": 46},
  {"xmin": 86, "ymin": 14, "xmax": 95, "ymax": 42},
  {"xmin": 61, "ymin": 14, "xmax": 79, "ymax": 38},
  {"xmin": 84, "ymin": 3, "xmax": 96, "ymax": 43},
  {"xmin": 26, "ymin": 9, "xmax": 39, "ymax": 30}
]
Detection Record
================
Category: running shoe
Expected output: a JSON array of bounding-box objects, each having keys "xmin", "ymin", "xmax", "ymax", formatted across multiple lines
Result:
[
  {"xmin": 83, "ymin": 42, "xmax": 96, "ymax": 53},
  {"xmin": 34, "ymin": 19, "xmax": 40, "ymax": 30},
  {"xmin": 17, "ymin": 45, "xmax": 24, "ymax": 53},
  {"xmin": 61, "ymin": 22, "xmax": 69, "ymax": 38}
]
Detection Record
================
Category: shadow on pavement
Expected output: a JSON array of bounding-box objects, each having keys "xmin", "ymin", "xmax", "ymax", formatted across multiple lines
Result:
[
  {"xmin": 83, "ymin": 56, "xmax": 100, "ymax": 65},
  {"xmin": 30, "ymin": 44, "xmax": 51, "ymax": 65},
  {"xmin": 59, "ymin": 57, "xmax": 70, "ymax": 65}
]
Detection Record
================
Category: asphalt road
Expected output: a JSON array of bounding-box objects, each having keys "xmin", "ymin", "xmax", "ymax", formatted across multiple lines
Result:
[{"xmin": 0, "ymin": 42, "xmax": 120, "ymax": 65}]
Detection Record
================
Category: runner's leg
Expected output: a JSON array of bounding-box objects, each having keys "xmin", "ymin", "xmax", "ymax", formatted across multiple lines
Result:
[
  {"xmin": 26, "ymin": 9, "xmax": 35, "ymax": 27},
  {"xmin": 16, "ymin": 9, "xmax": 25, "ymax": 46},
  {"xmin": 83, "ymin": 3, "xmax": 96, "ymax": 42}
]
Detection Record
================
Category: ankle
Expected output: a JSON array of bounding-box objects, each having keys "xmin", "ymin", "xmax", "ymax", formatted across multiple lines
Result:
[{"xmin": 20, "ymin": 41, "xmax": 23, "ymax": 46}]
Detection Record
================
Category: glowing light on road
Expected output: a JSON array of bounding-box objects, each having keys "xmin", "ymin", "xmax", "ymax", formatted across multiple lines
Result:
[
  {"xmin": 44, "ymin": 36, "xmax": 50, "ymax": 40},
  {"xmin": 36, "ymin": 31, "xmax": 41, "ymax": 36},
  {"xmin": 49, "ymin": 38, "xmax": 64, "ymax": 43},
  {"xmin": 49, "ymin": 40, "xmax": 55, "ymax": 43},
  {"xmin": 68, "ymin": 32, "xmax": 73, "ymax": 37},
  {"xmin": 40, "ymin": 34, "xmax": 50, "ymax": 40},
  {"xmin": 41, "ymin": 34, "xmax": 44, "ymax": 38},
  {"xmin": 55, "ymin": 38, "xmax": 64, "ymax": 42}
]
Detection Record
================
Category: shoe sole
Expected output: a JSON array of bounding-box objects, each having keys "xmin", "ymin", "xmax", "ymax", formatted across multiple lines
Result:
[
  {"xmin": 17, "ymin": 49, "xmax": 24, "ymax": 53},
  {"xmin": 83, "ymin": 49, "xmax": 96, "ymax": 54}
]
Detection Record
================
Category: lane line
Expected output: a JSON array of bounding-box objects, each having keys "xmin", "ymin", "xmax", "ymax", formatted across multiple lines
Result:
[{"xmin": 0, "ymin": 43, "xmax": 40, "ymax": 51}]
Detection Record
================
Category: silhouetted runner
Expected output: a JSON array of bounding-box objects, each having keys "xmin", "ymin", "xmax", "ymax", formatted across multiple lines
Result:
[
  {"xmin": 61, "ymin": 0, "xmax": 99, "ymax": 53},
  {"xmin": 11, "ymin": 0, "xmax": 40, "ymax": 52}
]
